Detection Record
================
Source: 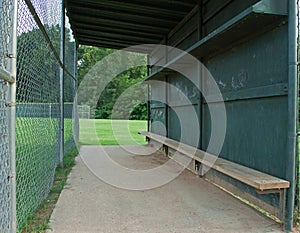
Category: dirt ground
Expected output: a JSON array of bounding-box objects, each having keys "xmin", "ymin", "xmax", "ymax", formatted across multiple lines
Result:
[{"xmin": 47, "ymin": 145, "xmax": 283, "ymax": 233}]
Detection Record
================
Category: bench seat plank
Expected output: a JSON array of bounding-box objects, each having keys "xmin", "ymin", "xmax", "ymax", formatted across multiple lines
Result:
[{"xmin": 139, "ymin": 131, "xmax": 289, "ymax": 191}]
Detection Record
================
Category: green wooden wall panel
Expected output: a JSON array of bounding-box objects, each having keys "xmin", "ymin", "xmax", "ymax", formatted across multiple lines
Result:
[
  {"xmin": 202, "ymin": 96, "xmax": 288, "ymax": 178},
  {"xmin": 168, "ymin": 74, "xmax": 201, "ymax": 147},
  {"xmin": 148, "ymin": 0, "xmax": 291, "ymax": 218},
  {"xmin": 204, "ymin": 25, "xmax": 288, "ymax": 96}
]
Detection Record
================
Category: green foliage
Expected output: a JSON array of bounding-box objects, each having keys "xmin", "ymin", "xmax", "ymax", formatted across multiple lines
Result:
[
  {"xmin": 17, "ymin": 24, "xmax": 74, "ymax": 103},
  {"xmin": 77, "ymin": 46, "xmax": 114, "ymax": 84},
  {"xmin": 77, "ymin": 45, "xmax": 148, "ymax": 120},
  {"xmin": 130, "ymin": 102, "xmax": 147, "ymax": 120}
]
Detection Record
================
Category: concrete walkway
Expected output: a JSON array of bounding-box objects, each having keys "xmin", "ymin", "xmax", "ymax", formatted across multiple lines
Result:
[{"xmin": 47, "ymin": 145, "xmax": 283, "ymax": 233}]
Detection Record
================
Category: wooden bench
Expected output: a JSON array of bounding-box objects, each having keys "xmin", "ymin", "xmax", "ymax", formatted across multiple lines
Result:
[{"xmin": 139, "ymin": 131, "xmax": 290, "ymax": 220}]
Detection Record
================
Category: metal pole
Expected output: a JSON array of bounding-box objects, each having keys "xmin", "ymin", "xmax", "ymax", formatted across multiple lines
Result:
[
  {"xmin": 59, "ymin": 0, "xmax": 65, "ymax": 168},
  {"xmin": 7, "ymin": 0, "xmax": 18, "ymax": 231},
  {"xmin": 73, "ymin": 42, "xmax": 77, "ymax": 96},
  {"xmin": 164, "ymin": 37, "xmax": 168, "ymax": 139},
  {"xmin": 73, "ymin": 42, "xmax": 79, "ymax": 145},
  {"xmin": 147, "ymin": 55, "xmax": 150, "ymax": 137},
  {"xmin": 285, "ymin": 0, "xmax": 297, "ymax": 231}
]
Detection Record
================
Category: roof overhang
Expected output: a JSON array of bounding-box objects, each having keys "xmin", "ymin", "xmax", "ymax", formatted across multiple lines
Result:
[{"xmin": 65, "ymin": 0, "xmax": 197, "ymax": 52}]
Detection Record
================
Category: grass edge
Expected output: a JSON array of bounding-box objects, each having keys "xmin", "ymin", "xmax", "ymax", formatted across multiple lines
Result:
[{"xmin": 19, "ymin": 147, "xmax": 79, "ymax": 233}]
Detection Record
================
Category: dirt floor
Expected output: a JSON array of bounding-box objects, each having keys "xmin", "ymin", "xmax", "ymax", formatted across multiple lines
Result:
[{"xmin": 47, "ymin": 145, "xmax": 283, "ymax": 233}]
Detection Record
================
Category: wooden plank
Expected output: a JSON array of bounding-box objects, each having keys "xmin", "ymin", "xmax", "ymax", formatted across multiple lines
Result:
[
  {"xmin": 205, "ymin": 83, "xmax": 288, "ymax": 104},
  {"xmin": 139, "ymin": 131, "xmax": 290, "ymax": 191}
]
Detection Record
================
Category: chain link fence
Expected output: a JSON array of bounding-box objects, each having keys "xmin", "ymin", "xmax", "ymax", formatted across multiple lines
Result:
[
  {"xmin": 0, "ymin": 0, "xmax": 77, "ymax": 229},
  {"xmin": 64, "ymin": 16, "xmax": 77, "ymax": 154},
  {"xmin": 0, "ymin": 0, "xmax": 14, "ymax": 231},
  {"xmin": 78, "ymin": 105, "xmax": 90, "ymax": 119},
  {"xmin": 16, "ymin": 0, "xmax": 77, "ymax": 230}
]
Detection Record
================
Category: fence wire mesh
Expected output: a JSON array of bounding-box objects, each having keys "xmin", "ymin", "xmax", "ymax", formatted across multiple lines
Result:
[
  {"xmin": 64, "ymin": 71, "xmax": 76, "ymax": 154},
  {"xmin": 0, "ymin": 0, "xmax": 13, "ymax": 231},
  {"xmin": 0, "ymin": 0, "xmax": 12, "ymax": 69},
  {"xmin": 64, "ymin": 18, "xmax": 76, "ymax": 154},
  {"xmin": 16, "ymin": 0, "xmax": 77, "ymax": 229},
  {"xmin": 29, "ymin": 0, "xmax": 62, "ymax": 54},
  {"xmin": 78, "ymin": 105, "xmax": 90, "ymax": 119}
]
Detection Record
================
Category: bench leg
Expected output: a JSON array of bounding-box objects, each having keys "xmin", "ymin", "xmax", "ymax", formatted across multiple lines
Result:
[
  {"xmin": 163, "ymin": 145, "xmax": 168, "ymax": 157},
  {"xmin": 256, "ymin": 189, "xmax": 286, "ymax": 222},
  {"xmin": 198, "ymin": 163, "xmax": 209, "ymax": 177},
  {"xmin": 279, "ymin": 189, "xmax": 286, "ymax": 222}
]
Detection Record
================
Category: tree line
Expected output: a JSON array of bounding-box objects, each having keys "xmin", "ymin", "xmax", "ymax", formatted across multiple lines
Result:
[
  {"xmin": 17, "ymin": 25, "xmax": 148, "ymax": 120},
  {"xmin": 77, "ymin": 46, "xmax": 148, "ymax": 120}
]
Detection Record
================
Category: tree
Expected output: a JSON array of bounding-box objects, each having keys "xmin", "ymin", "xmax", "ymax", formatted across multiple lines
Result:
[
  {"xmin": 17, "ymin": 24, "xmax": 74, "ymax": 103},
  {"xmin": 77, "ymin": 45, "xmax": 147, "ymax": 120}
]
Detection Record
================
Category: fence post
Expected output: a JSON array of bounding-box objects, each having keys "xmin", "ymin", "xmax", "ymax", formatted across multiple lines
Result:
[
  {"xmin": 73, "ymin": 42, "xmax": 79, "ymax": 145},
  {"xmin": 59, "ymin": 0, "xmax": 65, "ymax": 167},
  {"xmin": 147, "ymin": 55, "xmax": 150, "ymax": 138},
  {"xmin": 7, "ymin": 0, "xmax": 18, "ymax": 231}
]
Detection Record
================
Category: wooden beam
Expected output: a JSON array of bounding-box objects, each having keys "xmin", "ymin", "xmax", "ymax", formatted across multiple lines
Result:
[
  {"xmin": 72, "ymin": 23, "xmax": 164, "ymax": 38},
  {"xmin": 68, "ymin": 0, "xmax": 188, "ymax": 18},
  {"xmin": 71, "ymin": 16, "xmax": 170, "ymax": 34},
  {"xmin": 69, "ymin": 5, "xmax": 179, "ymax": 26},
  {"xmin": 76, "ymin": 29, "xmax": 158, "ymax": 44}
]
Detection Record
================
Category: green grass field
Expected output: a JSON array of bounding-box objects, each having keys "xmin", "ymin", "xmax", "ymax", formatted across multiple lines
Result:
[
  {"xmin": 79, "ymin": 119, "xmax": 147, "ymax": 145},
  {"xmin": 15, "ymin": 117, "xmax": 77, "ymax": 230}
]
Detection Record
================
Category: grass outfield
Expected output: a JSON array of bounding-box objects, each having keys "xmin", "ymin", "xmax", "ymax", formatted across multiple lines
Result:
[{"xmin": 79, "ymin": 119, "xmax": 147, "ymax": 145}]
